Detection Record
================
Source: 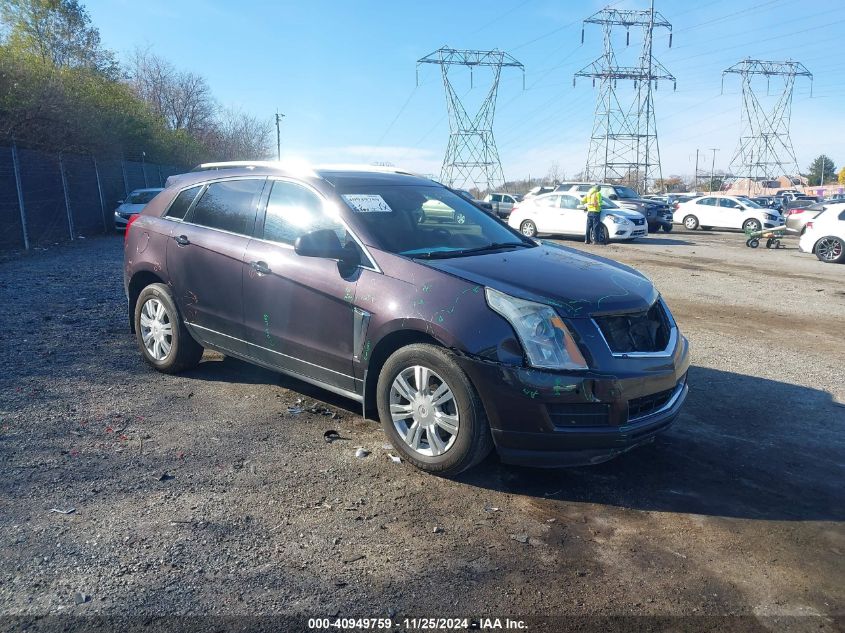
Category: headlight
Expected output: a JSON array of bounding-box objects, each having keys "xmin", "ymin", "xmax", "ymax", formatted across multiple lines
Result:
[
  {"xmin": 766, "ymin": 213, "xmax": 778, "ymax": 221},
  {"xmin": 605, "ymin": 214, "xmax": 629, "ymax": 224},
  {"xmin": 485, "ymin": 288, "xmax": 588, "ymax": 370}
]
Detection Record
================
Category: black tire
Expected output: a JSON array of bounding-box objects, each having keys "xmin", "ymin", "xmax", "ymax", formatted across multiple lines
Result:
[
  {"xmin": 647, "ymin": 223, "xmax": 658, "ymax": 233},
  {"xmin": 683, "ymin": 215, "xmax": 699, "ymax": 230},
  {"xmin": 814, "ymin": 236, "xmax": 845, "ymax": 263},
  {"xmin": 662, "ymin": 223, "xmax": 673, "ymax": 233},
  {"xmin": 749, "ymin": 238, "xmax": 759, "ymax": 248},
  {"xmin": 743, "ymin": 218, "xmax": 762, "ymax": 233},
  {"xmin": 520, "ymin": 219, "xmax": 537, "ymax": 237},
  {"xmin": 134, "ymin": 283, "xmax": 203, "ymax": 374},
  {"xmin": 376, "ymin": 344, "xmax": 493, "ymax": 477}
]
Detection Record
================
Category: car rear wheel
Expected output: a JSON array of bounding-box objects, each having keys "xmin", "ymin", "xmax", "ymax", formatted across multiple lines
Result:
[
  {"xmin": 520, "ymin": 220, "xmax": 537, "ymax": 237},
  {"xmin": 454, "ymin": 212, "xmax": 467, "ymax": 225},
  {"xmin": 134, "ymin": 283, "xmax": 203, "ymax": 373},
  {"xmin": 743, "ymin": 218, "xmax": 762, "ymax": 233},
  {"xmin": 815, "ymin": 236, "xmax": 845, "ymax": 263},
  {"xmin": 377, "ymin": 344, "xmax": 493, "ymax": 476},
  {"xmin": 683, "ymin": 215, "xmax": 699, "ymax": 230}
]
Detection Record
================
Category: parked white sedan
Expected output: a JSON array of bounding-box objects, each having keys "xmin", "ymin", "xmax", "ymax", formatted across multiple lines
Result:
[
  {"xmin": 674, "ymin": 195, "xmax": 783, "ymax": 232},
  {"xmin": 114, "ymin": 188, "xmax": 164, "ymax": 230},
  {"xmin": 798, "ymin": 203, "xmax": 845, "ymax": 263},
  {"xmin": 508, "ymin": 192, "xmax": 647, "ymax": 241}
]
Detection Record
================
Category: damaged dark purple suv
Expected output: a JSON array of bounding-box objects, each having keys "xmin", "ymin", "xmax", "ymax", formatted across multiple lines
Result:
[{"xmin": 124, "ymin": 165, "xmax": 689, "ymax": 476}]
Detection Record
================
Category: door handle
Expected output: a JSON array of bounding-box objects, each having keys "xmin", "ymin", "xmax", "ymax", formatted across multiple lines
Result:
[
  {"xmin": 250, "ymin": 260, "xmax": 271, "ymax": 275},
  {"xmin": 174, "ymin": 234, "xmax": 190, "ymax": 246}
]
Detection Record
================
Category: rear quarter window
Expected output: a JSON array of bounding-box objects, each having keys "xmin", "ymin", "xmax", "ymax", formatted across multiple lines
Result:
[{"xmin": 164, "ymin": 185, "xmax": 202, "ymax": 220}]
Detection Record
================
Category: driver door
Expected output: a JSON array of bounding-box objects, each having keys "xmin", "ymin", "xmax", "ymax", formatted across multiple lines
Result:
[
  {"xmin": 718, "ymin": 197, "xmax": 744, "ymax": 228},
  {"xmin": 241, "ymin": 179, "xmax": 360, "ymax": 393}
]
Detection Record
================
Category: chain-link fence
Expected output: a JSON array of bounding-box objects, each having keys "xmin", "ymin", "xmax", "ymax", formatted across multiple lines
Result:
[{"xmin": 0, "ymin": 143, "xmax": 184, "ymax": 251}]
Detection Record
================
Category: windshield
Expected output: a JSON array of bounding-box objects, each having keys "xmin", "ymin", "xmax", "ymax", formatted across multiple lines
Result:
[
  {"xmin": 338, "ymin": 184, "xmax": 531, "ymax": 258},
  {"xmin": 615, "ymin": 185, "xmax": 639, "ymax": 199},
  {"xmin": 737, "ymin": 197, "xmax": 763, "ymax": 208},
  {"xmin": 127, "ymin": 190, "xmax": 160, "ymax": 204}
]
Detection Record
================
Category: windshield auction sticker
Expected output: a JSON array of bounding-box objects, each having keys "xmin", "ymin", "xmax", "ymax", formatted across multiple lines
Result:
[{"xmin": 342, "ymin": 194, "xmax": 392, "ymax": 213}]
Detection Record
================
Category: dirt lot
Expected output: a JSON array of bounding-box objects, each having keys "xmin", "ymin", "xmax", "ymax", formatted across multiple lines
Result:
[{"xmin": 0, "ymin": 228, "xmax": 843, "ymax": 632}]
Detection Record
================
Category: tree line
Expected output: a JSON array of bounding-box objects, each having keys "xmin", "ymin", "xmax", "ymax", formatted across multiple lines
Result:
[{"xmin": 0, "ymin": 0, "xmax": 272, "ymax": 166}]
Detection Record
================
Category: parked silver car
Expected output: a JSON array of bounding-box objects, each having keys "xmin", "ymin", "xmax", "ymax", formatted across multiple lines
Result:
[
  {"xmin": 484, "ymin": 192, "xmax": 522, "ymax": 219},
  {"xmin": 785, "ymin": 202, "xmax": 827, "ymax": 234},
  {"xmin": 114, "ymin": 188, "xmax": 164, "ymax": 230}
]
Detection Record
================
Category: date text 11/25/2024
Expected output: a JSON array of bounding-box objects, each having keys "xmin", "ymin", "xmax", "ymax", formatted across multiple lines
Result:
[{"xmin": 307, "ymin": 617, "xmax": 528, "ymax": 630}]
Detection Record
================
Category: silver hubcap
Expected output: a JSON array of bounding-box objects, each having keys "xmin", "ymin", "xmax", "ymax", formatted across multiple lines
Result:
[
  {"xmin": 818, "ymin": 237, "xmax": 842, "ymax": 261},
  {"xmin": 389, "ymin": 365, "xmax": 459, "ymax": 457},
  {"xmin": 684, "ymin": 217, "xmax": 696, "ymax": 229},
  {"xmin": 745, "ymin": 221, "xmax": 760, "ymax": 231},
  {"xmin": 139, "ymin": 298, "xmax": 173, "ymax": 361},
  {"xmin": 455, "ymin": 213, "xmax": 466, "ymax": 225},
  {"xmin": 521, "ymin": 222, "xmax": 535, "ymax": 236}
]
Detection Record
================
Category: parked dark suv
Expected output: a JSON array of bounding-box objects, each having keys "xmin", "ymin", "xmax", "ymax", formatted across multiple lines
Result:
[{"xmin": 124, "ymin": 165, "xmax": 689, "ymax": 476}]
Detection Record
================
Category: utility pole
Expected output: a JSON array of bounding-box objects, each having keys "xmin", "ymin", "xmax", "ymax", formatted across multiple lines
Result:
[
  {"xmin": 574, "ymin": 4, "xmax": 675, "ymax": 194},
  {"xmin": 709, "ymin": 148, "xmax": 719, "ymax": 194},
  {"xmin": 275, "ymin": 111, "xmax": 285, "ymax": 161},
  {"xmin": 722, "ymin": 59, "xmax": 812, "ymax": 188},
  {"xmin": 417, "ymin": 47, "xmax": 524, "ymax": 191},
  {"xmin": 694, "ymin": 149, "xmax": 699, "ymax": 192},
  {"xmin": 141, "ymin": 151, "xmax": 148, "ymax": 187}
]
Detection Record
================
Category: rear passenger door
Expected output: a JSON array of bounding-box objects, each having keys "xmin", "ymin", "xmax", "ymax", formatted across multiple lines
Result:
[
  {"xmin": 241, "ymin": 179, "xmax": 361, "ymax": 393},
  {"xmin": 558, "ymin": 194, "xmax": 587, "ymax": 235},
  {"xmin": 693, "ymin": 197, "xmax": 718, "ymax": 226},
  {"xmin": 165, "ymin": 177, "xmax": 266, "ymax": 344}
]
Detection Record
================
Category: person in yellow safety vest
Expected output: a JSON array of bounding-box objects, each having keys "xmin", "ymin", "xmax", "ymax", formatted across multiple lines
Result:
[{"xmin": 581, "ymin": 185, "xmax": 605, "ymax": 245}]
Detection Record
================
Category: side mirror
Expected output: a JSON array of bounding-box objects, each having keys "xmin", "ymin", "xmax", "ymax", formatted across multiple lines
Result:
[
  {"xmin": 608, "ymin": 194, "xmax": 619, "ymax": 200},
  {"xmin": 294, "ymin": 229, "xmax": 360, "ymax": 266}
]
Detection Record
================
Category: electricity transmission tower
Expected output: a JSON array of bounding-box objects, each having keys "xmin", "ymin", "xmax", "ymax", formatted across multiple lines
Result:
[
  {"xmin": 722, "ymin": 59, "xmax": 812, "ymax": 185},
  {"xmin": 574, "ymin": 2, "xmax": 675, "ymax": 193},
  {"xmin": 417, "ymin": 47, "xmax": 523, "ymax": 191}
]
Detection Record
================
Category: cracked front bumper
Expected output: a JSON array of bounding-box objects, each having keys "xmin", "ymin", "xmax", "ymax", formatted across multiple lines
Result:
[{"xmin": 454, "ymin": 333, "xmax": 690, "ymax": 467}]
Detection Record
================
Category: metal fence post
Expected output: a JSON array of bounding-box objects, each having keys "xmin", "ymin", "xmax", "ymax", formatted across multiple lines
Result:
[
  {"xmin": 121, "ymin": 159, "xmax": 129, "ymax": 197},
  {"xmin": 157, "ymin": 164, "xmax": 163, "ymax": 187},
  {"xmin": 11, "ymin": 141, "xmax": 30, "ymax": 250},
  {"xmin": 58, "ymin": 152, "xmax": 75, "ymax": 240},
  {"xmin": 93, "ymin": 156, "xmax": 107, "ymax": 233}
]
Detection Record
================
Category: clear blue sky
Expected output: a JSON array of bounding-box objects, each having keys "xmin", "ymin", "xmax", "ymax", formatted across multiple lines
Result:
[{"xmin": 87, "ymin": 0, "xmax": 845, "ymax": 182}]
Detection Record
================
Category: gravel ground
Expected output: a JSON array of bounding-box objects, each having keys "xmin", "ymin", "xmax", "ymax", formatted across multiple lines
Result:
[{"xmin": 0, "ymin": 229, "xmax": 843, "ymax": 632}]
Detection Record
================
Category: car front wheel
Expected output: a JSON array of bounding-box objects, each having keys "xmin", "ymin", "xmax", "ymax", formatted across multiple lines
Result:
[
  {"xmin": 134, "ymin": 283, "xmax": 203, "ymax": 373},
  {"xmin": 377, "ymin": 344, "xmax": 493, "ymax": 476},
  {"xmin": 662, "ymin": 223, "xmax": 673, "ymax": 233},
  {"xmin": 520, "ymin": 219, "xmax": 537, "ymax": 237},
  {"xmin": 815, "ymin": 236, "xmax": 845, "ymax": 263},
  {"xmin": 743, "ymin": 218, "xmax": 762, "ymax": 233}
]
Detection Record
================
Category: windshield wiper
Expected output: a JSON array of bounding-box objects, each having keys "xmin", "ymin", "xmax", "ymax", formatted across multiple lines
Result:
[{"xmin": 409, "ymin": 241, "xmax": 534, "ymax": 259}]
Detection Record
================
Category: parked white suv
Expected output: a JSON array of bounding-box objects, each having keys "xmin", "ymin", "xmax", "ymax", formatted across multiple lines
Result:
[
  {"xmin": 798, "ymin": 203, "xmax": 845, "ymax": 263},
  {"xmin": 674, "ymin": 195, "xmax": 783, "ymax": 232}
]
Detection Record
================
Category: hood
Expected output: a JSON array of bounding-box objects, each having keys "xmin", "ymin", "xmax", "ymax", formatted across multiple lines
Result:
[
  {"xmin": 604, "ymin": 208, "xmax": 644, "ymax": 220},
  {"xmin": 117, "ymin": 203, "xmax": 146, "ymax": 214},
  {"xmin": 420, "ymin": 242, "xmax": 658, "ymax": 317}
]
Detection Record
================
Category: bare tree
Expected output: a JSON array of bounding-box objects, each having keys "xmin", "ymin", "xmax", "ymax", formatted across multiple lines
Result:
[
  {"xmin": 126, "ymin": 48, "xmax": 215, "ymax": 135},
  {"xmin": 546, "ymin": 161, "xmax": 564, "ymax": 185},
  {"xmin": 205, "ymin": 107, "xmax": 273, "ymax": 161}
]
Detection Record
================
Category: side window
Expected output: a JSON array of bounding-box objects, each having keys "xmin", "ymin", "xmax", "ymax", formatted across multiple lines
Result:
[
  {"xmin": 600, "ymin": 186, "xmax": 615, "ymax": 198},
  {"xmin": 491, "ymin": 194, "xmax": 502, "ymax": 203},
  {"xmin": 560, "ymin": 195, "xmax": 579, "ymax": 209},
  {"xmin": 503, "ymin": 195, "xmax": 514, "ymax": 204},
  {"xmin": 839, "ymin": 210, "xmax": 845, "ymax": 221},
  {"xmin": 539, "ymin": 195, "xmax": 559, "ymax": 208},
  {"xmin": 719, "ymin": 198, "xmax": 739, "ymax": 208},
  {"xmin": 164, "ymin": 185, "xmax": 201, "ymax": 220},
  {"xmin": 697, "ymin": 197, "xmax": 716, "ymax": 206},
  {"xmin": 189, "ymin": 179, "xmax": 264, "ymax": 235},
  {"xmin": 577, "ymin": 185, "xmax": 591, "ymax": 193},
  {"xmin": 263, "ymin": 180, "xmax": 347, "ymax": 246}
]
